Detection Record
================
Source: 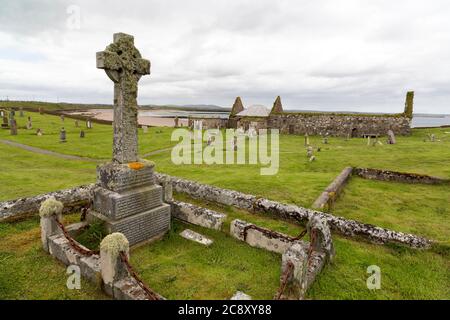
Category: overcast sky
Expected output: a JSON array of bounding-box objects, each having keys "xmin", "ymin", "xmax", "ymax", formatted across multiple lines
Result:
[{"xmin": 1, "ymin": 0, "xmax": 450, "ymax": 113}]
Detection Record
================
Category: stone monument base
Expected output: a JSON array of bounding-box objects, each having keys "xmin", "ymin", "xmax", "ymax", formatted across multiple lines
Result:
[
  {"xmin": 87, "ymin": 204, "xmax": 170, "ymax": 246},
  {"xmin": 88, "ymin": 160, "xmax": 171, "ymax": 246}
]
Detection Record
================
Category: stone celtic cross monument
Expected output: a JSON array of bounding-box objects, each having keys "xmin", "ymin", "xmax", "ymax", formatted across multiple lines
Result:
[{"xmin": 88, "ymin": 33, "xmax": 171, "ymax": 245}]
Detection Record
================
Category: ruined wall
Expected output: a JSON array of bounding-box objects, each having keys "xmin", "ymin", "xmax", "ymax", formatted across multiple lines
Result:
[
  {"xmin": 233, "ymin": 117, "xmax": 268, "ymax": 130},
  {"xmin": 267, "ymin": 113, "xmax": 411, "ymax": 136},
  {"xmin": 188, "ymin": 117, "xmax": 229, "ymax": 129}
]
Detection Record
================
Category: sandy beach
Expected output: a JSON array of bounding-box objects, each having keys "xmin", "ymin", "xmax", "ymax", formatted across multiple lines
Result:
[{"xmin": 68, "ymin": 109, "xmax": 189, "ymax": 127}]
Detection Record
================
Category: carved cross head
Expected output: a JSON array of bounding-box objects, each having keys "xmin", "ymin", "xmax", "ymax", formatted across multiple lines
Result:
[{"xmin": 96, "ymin": 33, "xmax": 150, "ymax": 85}]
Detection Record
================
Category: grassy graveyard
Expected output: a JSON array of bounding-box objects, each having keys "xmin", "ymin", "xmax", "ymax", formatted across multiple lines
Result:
[{"xmin": 0, "ymin": 111, "xmax": 449, "ymax": 299}]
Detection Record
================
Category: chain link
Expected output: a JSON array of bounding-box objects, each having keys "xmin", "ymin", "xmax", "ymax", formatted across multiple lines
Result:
[
  {"xmin": 54, "ymin": 216, "xmax": 100, "ymax": 256},
  {"xmin": 119, "ymin": 251, "xmax": 161, "ymax": 300}
]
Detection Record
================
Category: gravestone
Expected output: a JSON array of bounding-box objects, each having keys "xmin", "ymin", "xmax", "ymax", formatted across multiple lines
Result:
[
  {"xmin": 75, "ymin": 120, "xmax": 79, "ymax": 128},
  {"xmin": 10, "ymin": 119, "xmax": 17, "ymax": 135},
  {"xmin": 60, "ymin": 128, "xmax": 67, "ymax": 143},
  {"xmin": 304, "ymin": 133, "xmax": 309, "ymax": 146},
  {"xmin": 60, "ymin": 115, "xmax": 65, "ymax": 122},
  {"xmin": 39, "ymin": 107, "xmax": 43, "ymax": 115},
  {"xmin": 1, "ymin": 114, "xmax": 8, "ymax": 129},
  {"xmin": 86, "ymin": 120, "xmax": 92, "ymax": 129},
  {"xmin": 19, "ymin": 108, "xmax": 24, "ymax": 117},
  {"xmin": 307, "ymin": 146, "xmax": 313, "ymax": 158},
  {"xmin": 0, "ymin": 110, "xmax": 4, "ymax": 117},
  {"xmin": 36, "ymin": 128, "xmax": 43, "ymax": 136},
  {"xmin": 142, "ymin": 125, "xmax": 148, "ymax": 133},
  {"xmin": 388, "ymin": 130, "xmax": 397, "ymax": 144},
  {"xmin": 174, "ymin": 116, "xmax": 179, "ymax": 128},
  {"xmin": 80, "ymin": 130, "xmax": 85, "ymax": 138},
  {"xmin": 88, "ymin": 33, "xmax": 170, "ymax": 246}
]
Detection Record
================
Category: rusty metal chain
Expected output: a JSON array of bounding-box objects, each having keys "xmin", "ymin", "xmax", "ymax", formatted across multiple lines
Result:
[
  {"xmin": 243, "ymin": 224, "xmax": 307, "ymax": 242},
  {"xmin": 119, "ymin": 251, "xmax": 161, "ymax": 301},
  {"xmin": 54, "ymin": 217, "xmax": 100, "ymax": 256},
  {"xmin": 275, "ymin": 261, "xmax": 294, "ymax": 300}
]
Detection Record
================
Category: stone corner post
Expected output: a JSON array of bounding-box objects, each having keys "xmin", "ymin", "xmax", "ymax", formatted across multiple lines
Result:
[
  {"xmin": 280, "ymin": 243, "xmax": 308, "ymax": 300},
  {"xmin": 100, "ymin": 233, "xmax": 130, "ymax": 295},
  {"xmin": 39, "ymin": 197, "xmax": 64, "ymax": 252}
]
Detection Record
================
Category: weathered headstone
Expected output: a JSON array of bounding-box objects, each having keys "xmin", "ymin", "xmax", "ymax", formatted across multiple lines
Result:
[
  {"xmin": 80, "ymin": 130, "xmax": 85, "ymax": 138},
  {"xmin": 142, "ymin": 125, "xmax": 148, "ymax": 133},
  {"xmin": 86, "ymin": 120, "xmax": 92, "ymax": 129},
  {"xmin": 304, "ymin": 133, "xmax": 309, "ymax": 146},
  {"xmin": 307, "ymin": 146, "xmax": 313, "ymax": 158},
  {"xmin": 1, "ymin": 114, "xmax": 8, "ymax": 129},
  {"xmin": 10, "ymin": 119, "xmax": 17, "ymax": 135},
  {"xmin": 387, "ymin": 130, "xmax": 396, "ymax": 144},
  {"xmin": 87, "ymin": 33, "xmax": 170, "ymax": 246},
  {"xmin": 36, "ymin": 128, "xmax": 43, "ymax": 136},
  {"xmin": 60, "ymin": 128, "xmax": 67, "ymax": 143},
  {"xmin": 26, "ymin": 119, "xmax": 33, "ymax": 130}
]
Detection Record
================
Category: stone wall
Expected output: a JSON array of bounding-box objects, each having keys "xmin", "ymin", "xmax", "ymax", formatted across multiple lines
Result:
[
  {"xmin": 188, "ymin": 117, "xmax": 229, "ymax": 129},
  {"xmin": 267, "ymin": 113, "xmax": 411, "ymax": 137}
]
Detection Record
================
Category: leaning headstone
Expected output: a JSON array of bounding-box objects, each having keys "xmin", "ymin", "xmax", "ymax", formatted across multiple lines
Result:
[
  {"xmin": 387, "ymin": 130, "xmax": 396, "ymax": 144},
  {"xmin": 87, "ymin": 33, "xmax": 170, "ymax": 246},
  {"xmin": 60, "ymin": 128, "xmax": 67, "ymax": 143},
  {"xmin": 10, "ymin": 119, "xmax": 17, "ymax": 135},
  {"xmin": 80, "ymin": 130, "xmax": 85, "ymax": 138}
]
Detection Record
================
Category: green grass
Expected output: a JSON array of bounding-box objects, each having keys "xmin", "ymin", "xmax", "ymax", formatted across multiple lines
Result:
[
  {"xmin": 0, "ymin": 113, "xmax": 449, "ymax": 299},
  {"xmin": 0, "ymin": 214, "xmax": 108, "ymax": 299},
  {"xmin": 132, "ymin": 220, "xmax": 282, "ymax": 300},
  {"xmin": 0, "ymin": 111, "xmax": 178, "ymax": 159},
  {"xmin": 172, "ymin": 194, "xmax": 450, "ymax": 300},
  {"xmin": 333, "ymin": 178, "xmax": 450, "ymax": 243}
]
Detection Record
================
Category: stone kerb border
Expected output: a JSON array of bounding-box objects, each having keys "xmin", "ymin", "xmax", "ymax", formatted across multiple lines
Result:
[
  {"xmin": 40, "ymin": 200, "xmax": 164, "ymax": 300},
  {"xmin": 0, "ymin": 184, "xmax": 95, "ymax": 222},
  {"xmin": 311, "ymin": 167, "xmax": 353, "ymax": 211},
  {"xmin": 230, "ymin": 216, "xmax": 334, "ymax": 299},
  {"xmin": 354, "ymin": 168, "xmax": 450, "ymax": 185},
  {"xmin": 155, "ymin": 173, "xmax": 432, "ymax": 248}
]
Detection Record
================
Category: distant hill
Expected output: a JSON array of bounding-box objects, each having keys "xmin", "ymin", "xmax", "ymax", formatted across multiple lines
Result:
[{"xmin": 141, "ymin": 104, "xmax": 230, "ymax": 112}]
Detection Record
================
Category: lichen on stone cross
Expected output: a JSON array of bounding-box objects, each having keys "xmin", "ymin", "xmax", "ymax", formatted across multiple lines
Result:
[{"xmin": 96, "ymin": 33, "xmax": 151, "ymax": 164}]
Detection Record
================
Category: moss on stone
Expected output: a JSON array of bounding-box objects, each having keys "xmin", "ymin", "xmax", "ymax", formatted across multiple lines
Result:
[
  {"xmin": 100, "ymin": 232, "xmax": 129, "ymax": 258},
  {"xmin": 39, "ymin": 196, "xmax": 64, "ymax": 217}
]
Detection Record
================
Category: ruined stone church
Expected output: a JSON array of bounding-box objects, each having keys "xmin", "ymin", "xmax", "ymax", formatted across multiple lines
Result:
[{"xmin": 192, "ymin": 92, "xmax": 414, "ymax": 137}]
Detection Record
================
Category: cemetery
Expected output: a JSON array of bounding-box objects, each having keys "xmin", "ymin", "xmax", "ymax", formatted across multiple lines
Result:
[{"xmin": 0, "ymin": 32, "xmax": 449, "ymax": 301}]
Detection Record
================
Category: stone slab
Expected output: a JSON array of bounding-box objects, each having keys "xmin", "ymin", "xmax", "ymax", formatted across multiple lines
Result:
[
  {"xmin": 180, "ymin": 229, "xmax": 213, "ymax": 246},
  {"xmin": 92, "ymin": 185, "xmax": 163, "ymax": 219},
  {"xmin": 230, "ymin": 291, "xmax": 252, "ymax": 300},
  {"xmin": 172, "ymin": 201, "xmax": 226, "ymax": 230}
]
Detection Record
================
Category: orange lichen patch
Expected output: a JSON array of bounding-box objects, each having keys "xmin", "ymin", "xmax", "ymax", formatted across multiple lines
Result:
[{"xmin": 128, "ymin": 162, "xmax": 145, "ymax": 170}]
